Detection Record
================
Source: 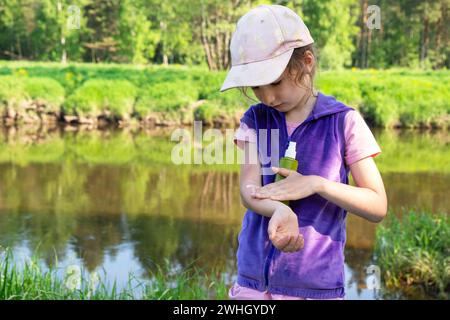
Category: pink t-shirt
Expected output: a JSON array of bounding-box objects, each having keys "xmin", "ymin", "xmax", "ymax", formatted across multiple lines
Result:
[{"xmin": 234, "ymin": 110, "xmax": 381, "ymax": 166}]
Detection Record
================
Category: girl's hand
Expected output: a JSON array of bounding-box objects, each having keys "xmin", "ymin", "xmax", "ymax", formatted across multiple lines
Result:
[
  {"xmin": 268, "ymin": 203, "xmax": 304, "ymax": 253},
  {"xmin": 251, "ymin": 167, "xmax": 324, "ymax": 201}
]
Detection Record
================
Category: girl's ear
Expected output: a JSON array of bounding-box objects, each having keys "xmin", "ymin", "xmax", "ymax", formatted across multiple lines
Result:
[{"xmin": 304, "ymin": 51, "xmax": 315, "ymax": 71}]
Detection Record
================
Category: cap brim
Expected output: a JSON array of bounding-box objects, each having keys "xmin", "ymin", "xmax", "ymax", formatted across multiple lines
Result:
[{"xmin": 220, "ymin": 48, "xmax": 294, "ymax": 92}]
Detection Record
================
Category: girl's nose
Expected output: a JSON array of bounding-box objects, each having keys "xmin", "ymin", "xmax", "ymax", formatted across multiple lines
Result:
[{"xmin": 259, "ymin": 88, "xmax": 277, "ymax": 106}]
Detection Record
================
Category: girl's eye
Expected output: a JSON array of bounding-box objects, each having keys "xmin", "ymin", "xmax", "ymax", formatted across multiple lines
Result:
[
  {"xmin": 251, "ymin": 80, "xmax": 281, "ymax": 90},
  {"xmin": 272, "ymin": 80, "xmax": 282, "ymax": 86}
]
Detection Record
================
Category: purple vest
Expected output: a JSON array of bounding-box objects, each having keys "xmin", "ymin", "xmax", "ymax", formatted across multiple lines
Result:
[{"xmin": 236, "ymin": 92, "xmax": 354, "ymax": 299}]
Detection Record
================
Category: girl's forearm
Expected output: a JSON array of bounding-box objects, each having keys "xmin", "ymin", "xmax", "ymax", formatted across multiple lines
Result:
[
  {"xmin": 240, "ymin": 184, "xmax": 286, "ymax": 218},
  {"xmin": 315, "ymin": 176, "xmax": 387, "ymax": 223}
]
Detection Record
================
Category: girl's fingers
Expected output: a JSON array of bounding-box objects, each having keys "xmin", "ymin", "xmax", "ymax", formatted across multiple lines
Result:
[
  {"xmin": 294, "ymin": 234, "xmax": 304, "ymax": 251},
  {"xmin": 279, "ymin": 235, "xmax": 294, "ymax": 252},
  {"xmin": 257, "ymin": 191, "xmax": 274, "ymax": 198},
  {"xmin": 258, "ymin": 189, "xmax": 276, "ymax": 196},
  {"xmin": 272, "ymin": 191, "xmax": 293, "ymax": 201},
  {"xmin": 273, "ymin": 167, "xmax": 291, "ymax": 177},
  {"xmin": 279, "ymin": 234, "xmax": 296, "ymax": 252},
  {"xmin": 285, "ymin": 234, "xmax": 300, "ymax": 252},
  {"xmin": 254, "ymin": 185, "xmax": 290, "ymax": 198},
  {"xmin": 280, "ymin": 234, "xmax": 304, "ymax": 252},
  {"xmin": 258, "ymin": 181, "xmax": 286, "ymax": 194},
  {"xmin": 273, "ymin": 234, "xmax": 290, "ymax": 250},
  {"xmin": 270, "ymin": 194, "xmax": 287, "ymax": 201},
  {"xmin": 253, "ymin": 193, "xmax": 270, "ymax": 199}
]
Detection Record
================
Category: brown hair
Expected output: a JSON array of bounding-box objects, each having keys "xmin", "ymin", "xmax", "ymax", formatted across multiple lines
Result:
[{"xmin": 238, "ymin": 44, "xmax": 317, "ymax": 103}]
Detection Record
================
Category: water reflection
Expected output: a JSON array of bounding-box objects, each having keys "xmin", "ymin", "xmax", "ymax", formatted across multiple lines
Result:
[{"xmin": 0, "ymin": 125, "xmax": 448, "ymax": 299}]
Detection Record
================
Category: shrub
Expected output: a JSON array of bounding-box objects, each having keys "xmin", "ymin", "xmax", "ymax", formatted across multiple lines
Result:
[{"xmin": 64, "ymin": 79, "xmax": 137, "ymax": 119}]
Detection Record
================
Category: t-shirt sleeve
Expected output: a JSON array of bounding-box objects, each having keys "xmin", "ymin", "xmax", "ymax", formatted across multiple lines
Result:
[
  {"xmin": 344, "ymin": 110, "xmax": 381, "ymax": 166},
  {"xmin": 240, "ymin": 105, "xmax": 257, "ymax": 129},
  {"xmin": 234, "ymin": 122, "xmax": 257, "ymax": 150},
  {"xmin": 233, "ymin": 105, "xmax": 258, "ymax": 150}
]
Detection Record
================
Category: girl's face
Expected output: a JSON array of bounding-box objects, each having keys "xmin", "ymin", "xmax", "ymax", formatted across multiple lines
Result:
[{"xmin": 250, "ymin": 52, "xmax": 314, "ymax": 113}]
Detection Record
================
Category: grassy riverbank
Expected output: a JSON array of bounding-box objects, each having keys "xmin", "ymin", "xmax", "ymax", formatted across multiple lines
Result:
[
  {"xmin": 374, "ymin": 211, "xmax": 449, "ymax": 299},
  {"xmin": 0, "ymin": 248, "xmax": 229, "ymax": 300},
  {"xmin": 2, "ymin": 210, "xmax": 448, "ymax": 300},
  {"xmin": 0, "ymin": 61, "xmax": 448, "ymax": 129}
]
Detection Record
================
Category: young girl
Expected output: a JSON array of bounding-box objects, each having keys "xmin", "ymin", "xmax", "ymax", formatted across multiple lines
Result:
[{"xmin": 219, "ymin": 4, "xmax": 387, "ymax": 300}]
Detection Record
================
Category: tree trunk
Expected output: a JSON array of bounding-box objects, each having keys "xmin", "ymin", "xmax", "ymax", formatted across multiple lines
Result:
[
  {"xmin": 442, "ymin": 2, "xmax": 449, "ymax": 67},
  {"xmin": 61, "ymin": 36, "xmax": 67, "ymax": 64},
  {"xmin": 16, "ymin": 34, "xmax": 23, "ymax": 59},
  {"xmin": 200, "ymin": 4, "xmax": 216, "ymax": 70},
  {"xmin": 57, "ymin": 1, "xmax": 67, "ymax": 64},
  {"xmin": 367, "ymin": 27, "xmax": 372, "ymax": 69},
  {"xmin": 358, "ymin": 0, "xmax": 368, "ymax": 68},
  {"xmin": 197, "ymin": 0, "xmax": 246, "ymax": 70},
  {"xmin": 160, "ymin": 20, "xmax": 168, "ymax": 65},
  {"xmin": 215, "ymin": 26, "xmax": 222, "ymax": 70},
  {"xmin": 223, "ymin": 30, "xmax": 231, "ymax": 69},
  {"xmin": 223, "ymin": 4, "xmax": 232, "ymax": 69},
  {"xmin": 420, "ymin": 17, "xmax": 429, "ymax": 67}
]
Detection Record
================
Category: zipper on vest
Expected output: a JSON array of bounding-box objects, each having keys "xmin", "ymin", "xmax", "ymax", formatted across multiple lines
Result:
[
  {"xmin": 263, "ymin": 245, "xmax": 276, "ymax": 290},
  {"xmin": 262, "ymin": 112, "xmax": 312, "ymax": 291},
  {"xmin": 281, "ymin": 111, "xmax": 313, "ymax": 143},
  {"xmin": 286, "ymin": 122, "xmax": 305, "ymax": 143}
]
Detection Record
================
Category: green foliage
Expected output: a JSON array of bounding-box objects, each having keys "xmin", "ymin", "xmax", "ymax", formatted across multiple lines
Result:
[
  {"xmin": 22, "ymin": 77, "xmax": 65, "ymax": 112},
  {"xmin": 301, "ymin": 0, "xmax": 359, "ymax": 69},
  {"xmin": 0, "ymin": 248, "xmax": 229, "ymax": 299},
  {"xmin": 315, "ymin": 71, "xmax": 364, "ymax": 107},
  {"xmin": 360, "ymin": 0, "xmax": 449, "ymax": 69},
  {"xmin": 0, "ymin": 62, "xmax": 448, "ymax": 128},
  {"xmin": 118, "ymin": 0, "xmax": 160, "ymax": 64},
  {"xmin": 316, "ymin": 69, "xmax": 450, "ymax": 128},
  {"xmin": 0, "ymin": 75, "xmax": 65, "ymax": 112},
  {"xmin": 194, "ymin": 89, "xmax": 247, "ymax": 125},
  {"xmin": 0, "ymin": 76, "xmax": 26, "ymax": 105},
  {"xmin": 135, "ymin": 80, "xmax": 198, "ymax": 115},
  {"xmin": 374, "ymin": 211, "xmax": 449, "ymax": 299},
  {"xmin": 0, "ymin": 0, "xmax": 447, "ymax": 69},
  {"xmin": 64, "ymin": 79, "xmax": 137, "ymax": 118},
  {"xmin": 191, "ymin": 70, "xmax": 226, "ymax": 100}
]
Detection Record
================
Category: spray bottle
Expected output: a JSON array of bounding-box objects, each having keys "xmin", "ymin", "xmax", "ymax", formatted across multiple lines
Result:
[{"xmin": 274, "ymin": 141, "xmax": 298, "ymax": 206}]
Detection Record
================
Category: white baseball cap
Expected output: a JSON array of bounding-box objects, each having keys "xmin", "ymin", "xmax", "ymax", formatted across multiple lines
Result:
[{"xmin": 220, "ymin": 4, "xmax": 314, "ymax": 92}]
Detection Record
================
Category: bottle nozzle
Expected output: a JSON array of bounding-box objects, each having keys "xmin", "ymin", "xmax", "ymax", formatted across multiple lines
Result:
[{"xmin": 285, "ymin": 141, "xmax": 297, "ymax": 159}]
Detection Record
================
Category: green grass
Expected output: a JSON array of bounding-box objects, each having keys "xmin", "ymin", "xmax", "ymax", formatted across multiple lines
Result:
[
  {"xmin": 0, "ymin": 76, "xmax": 27, "ymax": 106},
  {"xmin": 0, "ymin": 75, "xmax": 65, "ymax": 114},
  {"xmin": 135, "ymin": 80, "xmax": 198, "ymax": 124},
  {"xmin": 0, "ymin": 248, "xmax": 229, "ymax": 300},
  {"xmin": 63, "ymin": 79, "xmax": 137, "ymax": 120},
  {"xmin": 315, "ymin": 69, "xmax": 450, "ymax": 128},
  {"xmin": 23, "ymin": 77, "xmax": 65, "ymax": 112},
  {"xmin": 0, "ymin": 61, "xmax": 448, "ymax": 128},
  {"xmin": 374, "ymin": 211, "xmax": 449, "ymax": 299},
  {"xmin": 193, "ymin": 92, "xmax": 246, "ymax": 126}
]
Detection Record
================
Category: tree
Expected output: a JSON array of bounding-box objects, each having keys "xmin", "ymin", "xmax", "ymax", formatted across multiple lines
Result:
[
  {"xmin": 0, "ymin": 0, "xmax": 31, "ymax": 59},
  {"xmin": 118, "ymin": 0, "xmax": 159, "ymax": 64},
  {"xmin": 300, "ymin": 0, "xmax": 360, "ymax": 69},
  {"xmin": 0, "ymin": 0, "xmax": 447, "ymax": 68},
  {"xmin": 82, "ymin": 0, "xmax": 120, "ymax": 62},
  {"xmin": 354, "ymin": 0, "xmax": 449, "ymax": 69},
  {"xmin": 189, "ymin": 0, "xmax": 257, "ymax": 71}
]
